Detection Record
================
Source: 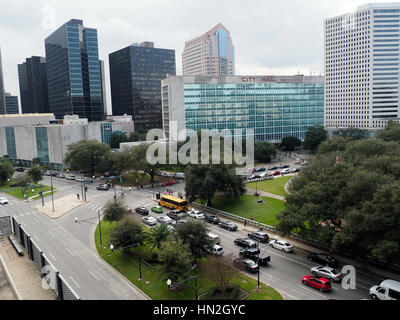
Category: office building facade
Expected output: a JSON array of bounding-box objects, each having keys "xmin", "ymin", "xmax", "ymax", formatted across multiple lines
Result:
[
  {"xmin": 162, "ymin": 75, "xmax": 324, "ymax": 143},
  {"xmin": 5, "ymin": 94, "xmax": 19, "ymax": 114},
  {"xmin": 100, "ymin": 60, "xmax": 107, "ymax": 116},
  {"xmin": 45, "ymin": 19, "xmax": 104, "ymax": 122},
  {"xmin": 18, "ymin": 56, "xmax": 49, "ymax": 114},
  {"xmin": 109, "ymin": 41, "xmax": 176, "ymax": 130},
  {"xmin": 0, "ymin": 47, "xmax": 6, "ymax": 114},
  {"xmin": 182, "ymin": 23, "xmax": 235, "ymax": 76},
  {"xmin": 325, "ymin": 3, "xmax": 400, "ymax": 131}
]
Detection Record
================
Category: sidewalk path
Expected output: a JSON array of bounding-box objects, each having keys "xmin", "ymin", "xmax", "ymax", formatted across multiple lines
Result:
[
  {"xmin": 35, "ymin": 194, "xmax": 87, "ymax": 219},
  {"xmin": 0, "ymin": 235, "xmax": 56, "ymax": 300},
  {"xmin": 245, "ymin": 188, "xmax": 286, "ymax": 201}
]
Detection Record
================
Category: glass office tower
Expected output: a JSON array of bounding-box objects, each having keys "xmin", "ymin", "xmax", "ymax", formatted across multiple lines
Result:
[
  {"xmin": 5, "ymin": 94, "xmax": 19, "ymax": 114},
  {"xmin": 109, "ymin": 42, "xmax": 176, "ymax": 130},
  {"xmin": 45, "ymin": 19, "xmax": 104, "ymax": 121},
  {"xmin": 0, "ymin": 47, "xmax": 6, "ymax": 114}
]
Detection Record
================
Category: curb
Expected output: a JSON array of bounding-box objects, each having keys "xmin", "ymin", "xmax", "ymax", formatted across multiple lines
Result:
[{"xmin": 0, "ymin": 250, "xmax": 22, "ymax": 300}]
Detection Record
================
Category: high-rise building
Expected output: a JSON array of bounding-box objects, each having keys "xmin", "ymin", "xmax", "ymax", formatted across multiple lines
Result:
[
  {"xmin": 18, "ymin": 56, "xmax": 49, "ymax": 114},
  {"xmin": 182, "ymin": 23, "xmax": 235, "ymax": 76},
  {"xmin": 325, "ymin": 3, "xmax": 400, "ymax": 132},
  {"xmin": 109, "ymin": 41, "xmax": 176, "ymax": 130},
  {"xmin": 5, "ymin": 93, "xmax": 19, "ymax": 114},
  {"xmin": 0, "ymin": 47, "xmax": 6, "ymax": 114},
  {"xmin": 99, "ymin": 60, "xmax": 107, "ymax": 116},
  {"xmin": 45, "ymin": 19, "xmax": 104, "ymax": 122},
  {"xmin": 162, "ymin": 75, "xmax": 324, "ymax": 143}
]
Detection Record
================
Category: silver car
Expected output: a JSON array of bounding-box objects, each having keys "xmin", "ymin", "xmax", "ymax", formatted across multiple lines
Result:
[
  {"xmin": 142, "ymin": 216, "xmax": 157, "ymax": 226},
  {"xmin": 311, "ymin": 266, "xmax": 343, "ymax": 282},
  {"xmin": 269, "ymin": 239, "xmax": 294, "ymax": 252}
]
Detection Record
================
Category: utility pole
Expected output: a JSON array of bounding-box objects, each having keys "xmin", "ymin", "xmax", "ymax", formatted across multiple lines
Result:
[
  {"xmin": 98, "ymin": 209, "xmax": 102, "ymax": 246},
  {"xmin": 50, "ymin": 174, "xmax": 55, "ymax": 212},
  {"xmin": 41, "ymin": 183, "xmax": 44, "ymax": 206}
]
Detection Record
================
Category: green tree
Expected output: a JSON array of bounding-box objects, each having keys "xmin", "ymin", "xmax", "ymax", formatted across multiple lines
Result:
[
  {"xmin": 129, "ymin": 143, "xmax": 161, "ymax": 185},
  {"xmin": 158, "ymin": 238, "xmax": 193, "ymax": 283},
  {"xmin": 336, "ymin": 128, "xmax": 370, "ymax": 140},
  {"xmin": 0, "ymin": 158, "xmax": 14, "ymax": 185},
  {"xmin": 280, "ymin": 136, "xmax": 301, "ymax": 152},
  {"xmin": 147, "ymin": 223, "xmax": 171, "ymax": 253},
  {"xmin": 254, "ymin": 142, "xmax": 277, "ymax": 163},
  {"xmin": 377, "ymin": 120, "xmax": 400, "ymax": 142},
  {"xmin": 303, "ymin": 125, "xmax": 328, "ymax": 153},
  {"xmin": 26, "ymin": 167, "xmax": 43, "ymax": 184},
  {"xmin": 65, "ymin": 140, "xmax": 112, "ymax": 177},
  {"xmin": 111, "ymin": 133, "xmax": 129, "ymax": 149},
  {"xmin": 32, "ymin": 157, "xmax": 42, "ymax": 166},
  {"xmin": 110, "ymin": 218, "xmax": 145, "ymax": 254},
  {"xmin": 103, "ymin": 199, "xmax": 126, "ymax": 223}
]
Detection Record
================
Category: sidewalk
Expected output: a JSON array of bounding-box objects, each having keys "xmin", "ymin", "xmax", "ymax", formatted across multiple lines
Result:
[
  {"xmin": 35, "ymin": 194, "xmax": 87, "ymax": 219},
  {"xmin": 0, "ymin": 259, "xmax": 15, "ymax": 300},
  {"xmin": 245, "ymin": 188, "xmax": 286, "ymax": 201},
  {"xmin": 0, "ymin": 235, "xmax": 56, "ymax": 300}
]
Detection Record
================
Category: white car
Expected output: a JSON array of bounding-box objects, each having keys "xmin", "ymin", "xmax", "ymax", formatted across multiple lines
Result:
[
  {"xmin": 0, "ymin": 198, "xmax": 9, "ymax": 205},
  {"xmin": 269, "ymin": 239, "xmax": 294, "ymax": 252},
  {"xmin": 158, "ymin": 216, "xmax": 174, "ymax": 225},
  {"xmin": 142, "ymin": 216, "xmax": 157, "ymax": 226},
  {"xmin": 281, "ymin": 168, "xmax": 291, "ymax": 175},
  {"xmin": 260, "ymin": 172, "xmax": 271, "ymax": 178},
  {"xmin": 66, "ymin": 175, "xmax": 76, "ymax": 180},
  {"xmin": 188, "ymin": 209, "xmax": 205, "ymax": 219},
  {"xmin": 76, "ymin": 177, "xmax": 85, "ymax": 182},
  {"xmin": 311, "ymin": 266, "xmax": 343, "ymax": 282},
  {"xmin": 212, "ymin": 244, "xmax": 224, "ymax": 255}
]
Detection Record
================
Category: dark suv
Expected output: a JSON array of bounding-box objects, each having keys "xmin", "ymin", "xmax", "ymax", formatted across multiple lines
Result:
[
  {"xmin": 218, "ymin": 221, "xmax": 238, "ymax": 231},
  {"xmin": 135, "ymin": 207, "xmax": 149, "ymax": 216},
  {"xmin": 204, "ymin": 213, "xmax": 220, "ymax": 225},
  {"xmin": 239, "ymin": 248, "xmax": 271, "ymax": 266},
  {"xmin": 248, "ymin": 231, "xmax": 270, "ymax": 243},
  {"xmin": 234, "ymin": 238, "xmax": 257, "ymax": 249},
  {"xmin": 307, "ymin": 253, "xmax": 339, "ymax": 268}
]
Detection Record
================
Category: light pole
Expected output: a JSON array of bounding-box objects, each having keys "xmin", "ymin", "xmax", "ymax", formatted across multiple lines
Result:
[
  {"xmin": 50, "ymin": 173, "xmax": 55, "ymax": 212},
  {"xmin": 98, "ymin": 209, "xmax": 102, "ymax": 246},
  {"xmin": 167, "ymin": 263, "xmax": 198, "ymax": 300}
]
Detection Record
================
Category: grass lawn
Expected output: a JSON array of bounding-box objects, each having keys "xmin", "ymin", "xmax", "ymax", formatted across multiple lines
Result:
[
  {"xmin": 247, "ymin": 176, "xmax": 292, "ymax": 197},
  {"xmin": 95, "ymin": 221, "xmax": 283, "ymax": 300},
  {"xmin": 208, "ymin": 195, "xmax": 285, "ymax": 227},
  {"xmin": 0, "ymin": 182, "xmax": 54, "ymax": 200}
]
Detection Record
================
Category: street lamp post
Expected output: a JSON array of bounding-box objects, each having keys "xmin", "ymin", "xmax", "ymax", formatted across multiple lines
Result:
[
  {"xmin": 98, "ymin": 209, "xmax": 102, "ymax": 246},
  {"xmin": 50, "ymin": 173, "xmax": 55, "ymax": 212},
  {"xmin": 167, "ymin": 263, "xmax": 198, "ymax": 300},
  {"xmin": 41, "ymin": 183, "xmax": 44, "ymax": 207}
]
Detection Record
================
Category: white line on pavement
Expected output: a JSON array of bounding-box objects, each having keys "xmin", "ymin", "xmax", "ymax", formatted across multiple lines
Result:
[
  {"xmin": 69, "ymin": 276, "xmax": 80, "ymax": 288},
  {"xmin": 49, "ymin": 252, "xmax": 57, "ymax": 261},
  {"xmin": 65, "ymin": 247, "xmax": 74, "ymax": 256},
  {"xmin": 88, "ymin": 270, "xmax": 100, "ymax": 281},
  {"xmin": 297, "ymin": 284, "xmax": 329, "ymax": 300},
  {"xmin": 48, "ymin": 230, "xmax": 55, "ymax": 238},
  {"xmin": 33, "ymin": 218, "xmax": 40, "ymax": 224}
]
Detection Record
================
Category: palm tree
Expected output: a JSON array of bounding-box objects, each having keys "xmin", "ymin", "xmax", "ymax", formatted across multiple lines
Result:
[
  {"xmin": 103, "ymin": 199, "xmax": 126, "ymax": 223},
  {"xmin": 148, "ymin": 224, "xmax": 171, "ymax": 253}
]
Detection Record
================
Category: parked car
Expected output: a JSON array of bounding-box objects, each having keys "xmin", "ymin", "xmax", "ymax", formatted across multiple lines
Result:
[
  {"xmin": 76, "ymin": 177, "xmax": 85, "ymax": 182},
  {"xmin": 174, "ymin": 172, "xmax": 185, "ymax": 179},
  {"xmin": 249, "ymin": 174, "xmax": 261, "ymax": 180},
  {"xmin": 211, "ymin": 244, "xmax": 224, "ymax": 255},
  {"xmin": 162, "ymin": 180, "xmax": 177, "ymax": 187},
  {"xmin": 239, "ymin": 248, "xmax": 271, "ymax": 266},
  {"xmin": 255, "ymin": 168, "xmax": 266, "ymax": 172},
  {"xmin": 268, "ymin": 166, "xmax": 278, "ymax": 171},
  {"xmin": 302, "ymin": 275, "xmax": 332, "ymax": 292},
  {"xmin": 50, "ymin": 172, "xmax": 58, "ymax": 177},
  {"xmin": 218, "ymin": 221, "xmax": 238, "ymax": 231},
  {"xmin": 151, "ymin": 206, "xmax": 163, "ymax": 214},
  {"xmin": 260, "ymin": 172, "xmax": 271, "ymax": 178},
  {"xmin": 15, "ymin": 167, "xmax": 25, "ymax": 172},
  {"xmin": 167, "ymin": 210, "xmax": 188, "ymax": 220},
  {"xmin": 84, "ymin": 178, "xmax": 94, "ymax": 184},
  {"xmin": 205, "ymin": 213, "xmax": 220, "ymax": 225},
  {"xmin": 56, "ymin": 173, "xmax": 65, "ymax": 178},
  {"xmin": 142, "ymin": 216, "xmax": 157, "ymax": 226},
  {"xmin": 234, "ymin": 238, "xmax": 257, "ymax": 249},
  {"xmin": 96, "ymin": 184, "xmax": 109, "ymax": 191},
  {"xmin": 272, "ymin": 171, "xmax": 281, "ymax": 176},
  {"xmin": 207, "ymin": 233, "xmax": 221, "ymax": 245},
  {"xmin": 234, "ymin": 258, "xmax": 259, "ymax": 274},
  {"xmin": 188, "ymin": 209, "xmax": 205, "ymax": 219},
  {"xmin": 307, "ymin": 253, "xmax": 339, "ymax": 268},
  {"xmin": 135, "ymin": 207, "xmax": 149, "ymax": 216},
  {"xmin": 248, "ymin": 231, "xmax": 270, "ymax": 243},
  {"xmin": 281, "ymin": 168, "xmax": 291, "ymax": 175},
  {"xmin": 158, "ymin": 216, "xmax": 174, "ymax": 225},
  {"xmin": 269, "ymin": 239, "xmax": 294, "ymax": 252},
  {"xmin": 370, "ymin": 280, "xmax": 400, "ymax": 300},
  {"xmin": 291, "ymin": 167, "xmax": 301, "ymax": 173},
  {"xmin": 66, "ymin": 175, "xmax": 76, "ymax": 180},
  {"xmin": 279, "ymin": 164, "xmax": 290, "ymax": 169},
  {"xmin": 172, "ymin": 219, "xmax": 187, "ymax": 228},
  {"xmin": 44, "ymin": 170, "xmax": 52, "ymax": 176},
  {"xmin": 311, "ymin": 266, "xmax": 343, "ymax": 282},
  {"xmin": 0, "ymin": 198, "xmax": 9, "ymax": 205}
]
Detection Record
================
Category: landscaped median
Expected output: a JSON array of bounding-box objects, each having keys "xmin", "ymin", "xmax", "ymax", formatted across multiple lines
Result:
[
  {"xmin": 0, "ymin": 182, "xmax": 54, "ymax": 201},
  {"xmin": 94, "ymin": 221, "xmax": 283, "ymax": 300}
]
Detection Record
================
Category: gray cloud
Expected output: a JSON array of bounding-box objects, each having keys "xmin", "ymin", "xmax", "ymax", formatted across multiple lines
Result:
[{"xmin": 0, "ymin": 0, "xmax": 398, "ymax": 114}]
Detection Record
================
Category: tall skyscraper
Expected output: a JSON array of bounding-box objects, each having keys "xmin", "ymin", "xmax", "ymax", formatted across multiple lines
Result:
[
  {"xmin": 99, "ymin": 60, "xmax": 107, "ymax": 116},
  {"xmin": 5, "ymin": 93, "xmax": 19, "ymax": 114},
  {"xmin": 45, "ymin": 19, "xmax": 104, "ymax": 122},
  {"xmin": 182, "ymin": 23, "xmax": 235, "ymax": 76},
  {"xmin": 325, "ymin": 3, "xmax": 400, "ymax": 131},
  {"xmin": 18, "ymin": 56, "xmax": 49, "ymax": 114},
  {"xmin": 109, "ymin": 41, "xmax": 176, "ymax": 130},
  {"xmin": 0, "ymin": 47, "xmax": 6, "ymax": 114}
]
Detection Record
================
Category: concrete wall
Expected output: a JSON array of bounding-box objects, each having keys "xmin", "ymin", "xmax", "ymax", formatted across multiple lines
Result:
[
  {"xmin": 0, "ymin": 114, "xmax": 55, "ymax": 128},
  {"xmin": 14, "ymin": 126, "xmax": 37, "ymax": 161},
  {"xmin": 0, "ymin": 128, "xmax": 7, "ymax": 157}
]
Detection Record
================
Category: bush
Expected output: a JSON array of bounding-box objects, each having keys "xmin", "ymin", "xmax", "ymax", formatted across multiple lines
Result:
[{"xmin": 203, "ymin": 284, "xmax": 240, "ymax": 300}]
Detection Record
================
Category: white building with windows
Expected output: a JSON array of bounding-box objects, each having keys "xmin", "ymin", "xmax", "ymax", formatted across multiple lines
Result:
[{"xmin": 325, "ymin": 2, "xmax": 400, "ymax": 132}]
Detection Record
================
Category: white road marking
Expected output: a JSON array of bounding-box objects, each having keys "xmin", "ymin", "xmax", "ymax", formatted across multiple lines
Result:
[
  {"xmin": 33, "ymin": 218, "xmax": 40, "ymax": 224},
  {"xmin": 69, "ymin": 276, "xmax": 80, "ymax": 288},
  {"xmin": 49, "ymin": 252, "xmax": 57, "ymax": 261},
  {"xmin": 47, "ymin": 230, "xmax": 55, "ymax": 238},
  {"xmin": 65, "ymin": 247, "xmax": 74, "ymax": 256},
  {"xmin": 297, "ymin": 284, "xmax": 329, "ymax": 299},
  {"xmin": 88, "ymin": 270, "xmax": 100, "ymax": 281}
]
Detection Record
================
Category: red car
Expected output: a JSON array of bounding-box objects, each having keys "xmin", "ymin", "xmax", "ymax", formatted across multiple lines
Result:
[
  {"xmin": 272, "ymin": 171, "xmax": 281, "ymax": 176},
  {"xmin": 302, "ymin": 275, "xmax": 332, "ymax": 292},
  {"xmin": 162, "ymin": 180, "xmax": 177, "ymax": 187}
]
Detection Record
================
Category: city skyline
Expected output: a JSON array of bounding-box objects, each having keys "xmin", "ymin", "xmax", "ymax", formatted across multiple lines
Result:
[{"xmin": 1, "ymin": 0, "xmax": 400, "ymax": 115}]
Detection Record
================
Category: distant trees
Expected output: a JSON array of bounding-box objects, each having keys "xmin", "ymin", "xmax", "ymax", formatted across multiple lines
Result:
[
  {"xmin": 254, "ymin": 142, "xmax": 277, "ymax": 163},
  {"xmin": 0, "ymin": 158, "xmax": 14, "ymax": 185},
  {"xmin": 280, "ymin": 136, "xmax": 301, "ymax": 152},
  {"xmin": 110, "ymin": 218, "xmax": 145, "ymax": 254},
  {"xmin": 103, "ymin": 199, "xmax": 127, "ymax": 223},
  {"xmin": 26, "ymin": 167, "xmax": 43, "ymax": 184},
  {"xmin": 377, "ymin": 120, "xmax": 400, "ymax": 142},
  {"xmin": 303, "ymin": 126, "xmax": 328, "ymax": 154}
]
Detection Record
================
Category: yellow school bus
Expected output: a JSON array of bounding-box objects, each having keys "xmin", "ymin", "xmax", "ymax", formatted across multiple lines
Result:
[{"xmin": 159, "ymin": 195, "xmax": 188, "ymax": 211}]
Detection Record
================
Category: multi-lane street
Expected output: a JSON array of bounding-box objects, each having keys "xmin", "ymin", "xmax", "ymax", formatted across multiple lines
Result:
[{"xmin": 0, "ymin": 174, "xmax": 387, "ymax": 300}]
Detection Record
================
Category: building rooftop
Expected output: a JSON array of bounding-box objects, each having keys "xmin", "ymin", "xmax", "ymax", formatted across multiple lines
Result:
[{"xmin": 358, "ymin": 2, "xmax": 400, "ymax": 10}]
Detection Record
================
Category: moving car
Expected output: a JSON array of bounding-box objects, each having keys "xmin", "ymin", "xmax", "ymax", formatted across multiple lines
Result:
[
  {"xmin": 269, "ymin": 239, "xmax": 294, "ymax": 252},
  {"xmin": 15, "ymin": 167, "xmax": 25, "ymax": 172},
  {"xmin": 158, "ymin": 216, "xmax": 174, "ymax": 225},
  {"xmin": 151, "ymin": 206, "xmax": 163, "ymax": 214},
  {"xmin": 205, "ymin": 213, "xmax": 220, "ymax": 225},
  {"xmin": 96, "ymin": 184, "xmax": 109, "ymax": 191},
  {"xmin": 234, "ymin": 258, "xmax": 259, "ymax": 274},
  {"xmin": 84, "ymin": 178, "xmax": 94, "ymax": 184},
  {"xmin": 44, "ymin": 170, "xmax": 52, "ymax": 176},
  {"xmin": 188, "ymin": 209, "xmax": 205, "ymax": 219},
  {"xmin": 142, "ymin": 216, "xmax": 157, "ymax": 226},
  {"xmin": 172, "ymin": 219, "xmax": 187, "ymax": 228},
  {"xmin": 56, "ymin": 173, "xmax": 65, "ymax": 178},
  {"xmin": 76, "ymin": 177, "xmax": 85, "ymax": 182},
  {"xmin": 135, "ymin": 207, "xmax": 149, "ymax": 216},
  {"xmin": 211, "ymin": 244, "xmax": 224, "ymax": 255},
  {"xmin": 234, "ymin": 238, "xmax": 257, "ymax": 249},
  {"xmin": 239, "ymin": 248, "xmax": 271, "ymax": 266},
  {"xmin": 162, "ymin": 180, "xmax": 176, "ymax": 187},
  {"xmin": 370, "ymin": 280, "xmax": 400, "ymax": 300},
  {"xmin": 174, "ymin": 172, "xmax": 185, "ymax": 179},
  {"xmin": 307, "ymin": 253, "xmax": 339, "ymax": 268},
  {"xmin": 272, "ymin": 171, "xmax": 281, "ymax": 176},
  {"xmin": 167, "ymin": 210, "xmax": 188, "ymax": 220},
  {"xmin": 0, "ymin": 198, "xmax": 9, "ymax": 205},
  {"xmin": 66, "ymin": 175, "xmax": 76, "ymax": 180},
  {"xmin": 302, "ymin": 275, "xmax": 332, "ymax": 292},
  {"xmin": 248, "ymin": 231, "xmax": 270, "ymax": 243},
  {"xmin": 311, "ymin": 266, "xmax": 343, "ymax": 282},
  {"xmin": 218, "ymin": 221, "xmax": 238, "ymax": 231}
]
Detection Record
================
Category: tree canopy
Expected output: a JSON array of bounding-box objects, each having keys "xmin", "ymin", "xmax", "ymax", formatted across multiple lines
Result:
[
  {"xmin": 303, "ymin": 125, "xmax": 328, "ymax": 154},
  {"xmin": 254, "ymin": 142, "xmax": 277, "ymax": 163},
  {"xmin": 26, "ymin": 167, "xmax": 43, "ymax": 184},
  {"xmin": 280, "ymin": 136, "xmax": 301, "ymax": 152},
  {"xmin": 0, "ymin": 158, "xmax": 14, "ymax": 185}
]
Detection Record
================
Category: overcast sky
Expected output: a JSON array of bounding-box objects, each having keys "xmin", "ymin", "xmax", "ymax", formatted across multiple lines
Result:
[{"xmin": 1, "ymin": 0, "xmax": 399, "ymax": 114}]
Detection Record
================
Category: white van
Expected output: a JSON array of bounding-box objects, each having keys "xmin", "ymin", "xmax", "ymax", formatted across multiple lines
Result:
[
  {"xmin": 212, "ymin": 245, "xmax": 224, "ymax": 255},
  {"xmin": 207, "ymin": 232, "xmax": 221, "ymax": 245},
  {"xmin": 370, "ymin": 280, "xmax": 400, "ymax": 300},
  {"xmin": 174, "ymin": 172, "xmax": 185, "ymax": 179}
]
